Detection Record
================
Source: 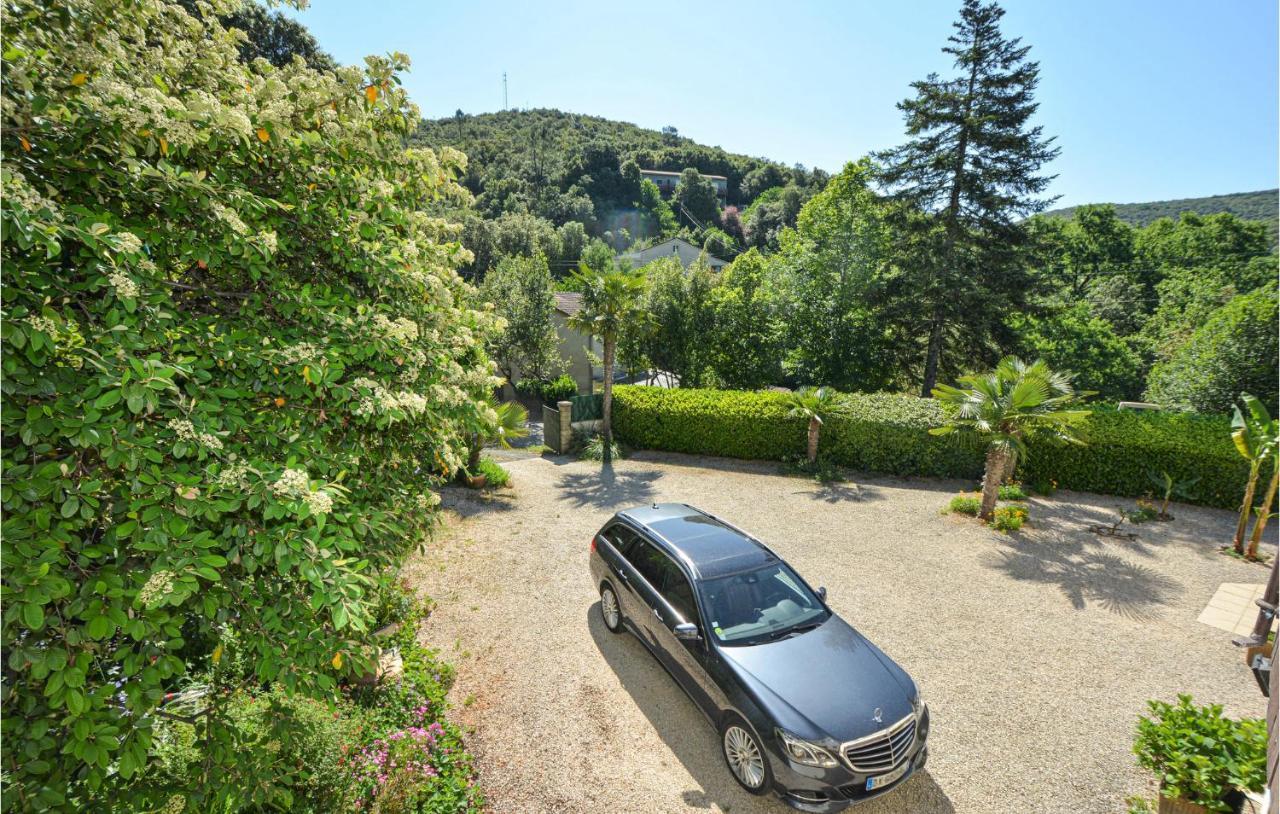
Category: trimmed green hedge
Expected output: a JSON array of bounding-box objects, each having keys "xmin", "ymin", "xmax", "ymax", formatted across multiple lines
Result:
[{"xmin": 612, "ymin": 386, "xmax": 1247, "ymax": 509}]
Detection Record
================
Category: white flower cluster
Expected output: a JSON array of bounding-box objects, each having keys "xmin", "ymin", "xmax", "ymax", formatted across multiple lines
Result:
[
  {"xmin": 371, "ymin": 179, "xmax": 395, "ymax": 199},
  {"xmin": 210, "ymin": 202, "xmax": 248, "ymax": 235},
  {"xmin": 138, "ymin": 570, "xmax": 176, "ymax": 608},
  {"xmin": 397, "ymin": 347, "xmax": 427, "ymax": 383},
  {"xmin": 112, "ymin": 231, "xmax": 143, "ymax": 254},
  {"xmin": 214, "ymin": 460, "xmax": 251, "ymax": 490},
  {"xmin": 162, "ymin": 793, "xmax": 186, "ymax": 814},
  {"xmin": 414, "ymin": 492, "xmax": 442, "ymax": 512},
  {"xmin": 278, "ymin": 343, "xmax": 321, "ymax": 364},
  {"xmin": 371, "ymin": 314, "xmax": 419, "ymax": 345},
  {"xmin": 167, "ymin": 418, "xmax": 223, "ymax": 451},
  {"xmin": 27, "ymin": 315, "xmax": 56, "ymax": 334},
  {"xmin": 350, "ymin": 377, "xmax": 429, "ymax": 419},
  {"xmin": 2, "ymin": 169, "xmax": 61, "ymax": 220},
  {"xmin": 254, "ymin": 230, "xmax": 277, "ymax": 254},
  {"xmin": 108, "ymin": 270, "xmax": 139, "ymax": 299},
  {"xmin": 272, "ymin": 467, "xmax": 310, "ymax": 498},
  {"xmin": 302, "ymin": 489, "xmax": 333, "ymax": 516}
]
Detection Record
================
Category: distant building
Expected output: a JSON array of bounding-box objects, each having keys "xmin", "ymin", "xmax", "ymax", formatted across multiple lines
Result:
[
  {"xmin": 620, "ymin": 237, "xmax": 729, "ymax": 272},
  {"xmin": 551, "ymin": 292, "xmax": 600, "ymax": 395},
  {"xmin": 639, "ymin": 169, "xmax": 728, "ymax": 204}
]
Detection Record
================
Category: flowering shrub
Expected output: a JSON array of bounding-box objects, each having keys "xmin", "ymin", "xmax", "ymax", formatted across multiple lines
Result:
[
  {"xmin": 1, "ymin": 0, "xmax": 501, "ymax": 807},
  {"xmin": 991, "ymin": 505, "xmax": 1028, "ymax": 532},
  {"xmin": 346, "ymin": 713, "xmax": 447, "ymax": 809}
]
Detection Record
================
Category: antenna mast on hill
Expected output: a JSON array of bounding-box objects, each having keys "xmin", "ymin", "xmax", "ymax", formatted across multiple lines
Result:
[{"xmin": 502, "ymin": 72, "xmax": 508, "ymax": 110}]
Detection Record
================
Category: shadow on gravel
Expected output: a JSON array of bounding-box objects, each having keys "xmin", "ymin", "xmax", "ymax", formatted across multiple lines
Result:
[
  {"xmin": 586, "ymin": 603, "xmax": 956, "ymax": 814},
  {"xmin": 796, "ymin": 480, "xmax": 882, "ymax": 504},
  {"xmin": 557, "ymin": 464, "xmax": 663, "ymax": 510},
  {"xmin": 983, "ymin": 533, "xmax": 1181, "ymax": 621},
  {"xmin": 439, "ymin": 486, "xmax": 519, "ymax": 517}
]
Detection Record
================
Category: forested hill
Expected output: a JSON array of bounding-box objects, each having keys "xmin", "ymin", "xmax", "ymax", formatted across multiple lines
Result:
[
  {"xmin": 414, "ymin": 108, "xmax": 825, "ymax": 224},
  {"xmin": 1044, "ymin": 189, "xmax": 1278, "ymax": 228}
]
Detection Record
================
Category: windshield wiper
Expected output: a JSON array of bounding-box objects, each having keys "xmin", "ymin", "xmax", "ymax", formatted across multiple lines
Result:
[{"xmin": 766, "ymin": 621, "xmax": 822, "ymax": 641}]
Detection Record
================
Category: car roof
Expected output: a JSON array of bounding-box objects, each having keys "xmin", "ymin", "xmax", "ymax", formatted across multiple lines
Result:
[{"xmin": 615, "ymin": 503, "xmax": 777, "ymax": 579}]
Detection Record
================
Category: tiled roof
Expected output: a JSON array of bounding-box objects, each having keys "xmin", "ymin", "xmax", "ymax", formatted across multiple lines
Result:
[{"xmin": 554, "ymin": 292, "xmax": 583, "ymax": 316}]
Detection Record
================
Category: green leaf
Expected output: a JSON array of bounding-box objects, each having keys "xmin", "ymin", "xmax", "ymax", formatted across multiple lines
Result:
[{"xmin": 22, "ymin": 603, "xmax": 45, "ymax": 631}]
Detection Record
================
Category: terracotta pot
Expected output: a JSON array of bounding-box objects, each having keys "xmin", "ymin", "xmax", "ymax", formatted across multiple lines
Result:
[
  {"xmin": 1157, "ymin": 794, "xmax": 1211, "ymax": 814},
  {"xmin": 466, "ymin": 474, "xmax": 487, "ymax": 489}
]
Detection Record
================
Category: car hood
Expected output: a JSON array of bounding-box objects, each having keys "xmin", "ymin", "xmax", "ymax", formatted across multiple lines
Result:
[{"xmin": 718, "ymin": 615, "xmax": 916, "ymax": 743}]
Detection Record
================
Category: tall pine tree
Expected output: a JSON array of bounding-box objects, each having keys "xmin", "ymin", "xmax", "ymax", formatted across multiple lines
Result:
[{"xmin": 876, "ymin": 0, "xmax": 1059, "ymax": 395}]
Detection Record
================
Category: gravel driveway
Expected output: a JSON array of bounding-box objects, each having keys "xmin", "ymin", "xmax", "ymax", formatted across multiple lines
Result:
[{"xmin": 405, "ymin": 452, "xmax": 1272, "ymax": 814}]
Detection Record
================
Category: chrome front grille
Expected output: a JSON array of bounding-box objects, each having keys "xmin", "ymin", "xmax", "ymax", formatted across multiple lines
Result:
[{"xmin": 841, "ymin": 713, "xmax": 917, "ymax": 773}]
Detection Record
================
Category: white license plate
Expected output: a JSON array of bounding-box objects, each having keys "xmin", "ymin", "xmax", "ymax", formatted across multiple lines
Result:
[{"xmin": 865, "ymin": 760, "xmax": 908, "ymax": 791}]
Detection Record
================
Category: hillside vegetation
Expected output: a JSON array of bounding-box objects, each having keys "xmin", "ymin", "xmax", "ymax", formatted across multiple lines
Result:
[
  {"xmin": 414, "ymin": 109, "xmax": 828, "ymax": 273},
  {"xmin": 1045, "ymin": 189, "xmax": 1277, "ymax": 229}
]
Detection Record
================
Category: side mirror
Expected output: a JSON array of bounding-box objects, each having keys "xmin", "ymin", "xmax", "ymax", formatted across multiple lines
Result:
[
  {"xmin": 673, "ymin": 622, "xmax": 701, "ymax": 641},
  {"xmin": 817, "ymin": 586, "xmax": 828, "ymax": 601}
]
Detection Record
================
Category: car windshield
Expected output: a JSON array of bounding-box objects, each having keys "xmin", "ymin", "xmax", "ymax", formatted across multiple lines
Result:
[{"xmin": 698, "ymin": 562, "xmax": 829, "ymax": 646}]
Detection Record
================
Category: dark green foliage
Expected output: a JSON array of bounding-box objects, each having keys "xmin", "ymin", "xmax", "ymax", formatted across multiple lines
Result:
[
  {"xmin": 414, "ymin": 108, "xmax": 823, "ymax": 223},
  {"xmin": 481, "ymin": 253, "xmax": 563, "ymax": 383},
  {"xmin": 875, "ymin": 0, "xmax": 1059, "ymax": 394},
  {"xmin": 1019, "ymin": 409, "xmax": 1247, "ymax": 509},
  {"xmin": 1133, "ymin": 695, "xmax": 1267, "ymax": 811},
  {"xmin": 637, "ymin": 256, "xmax": 718, "ymax": 388},
  {"xmin": 476, "ymin": 457, "xmax": 510, "ymax": 488},
  {"xmin": 1145, "ymin": 289, "xmax": 1279, "ymax": 415},
  {"xmin": 709, "ymin": 249, "xmax": 784, "ymax": 389},
  {"xmin": 1010, "ymin": 305, "xmax": 1145, "ymax": 401},
  {"xmin": 519, "ymin": 373, "xmax": 578, "ymax": 404},
  {"xmin": 1046, "ymin": 189, "xmax": 1278, "ymax": 239},
  {"xmin": 673, "ymin": 168, "xmax": 720, "ymax": 227},
  {"xmin": 180, "ymin": 0, "xmax": 339, "ymax": 72},
  {"xmin": 612, "ymin": 387, "xmax": 1248, "ymax": 508}
]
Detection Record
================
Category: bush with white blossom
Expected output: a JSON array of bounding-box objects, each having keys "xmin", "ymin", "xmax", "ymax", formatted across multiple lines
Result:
[{"xmin": 1, "ymin": 0, "xmax": 502, "ymax": 808}]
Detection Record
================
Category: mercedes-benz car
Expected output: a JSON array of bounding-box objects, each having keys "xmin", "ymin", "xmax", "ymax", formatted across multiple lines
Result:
[{"xmin": 589, "ymin": 503, "xmax": 929, "ymax": 812}]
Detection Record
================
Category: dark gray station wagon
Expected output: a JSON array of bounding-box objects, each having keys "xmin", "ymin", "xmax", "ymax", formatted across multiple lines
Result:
[{"xmin": 589, "ymin": 504, "xmax": 929, "ymax": 812}]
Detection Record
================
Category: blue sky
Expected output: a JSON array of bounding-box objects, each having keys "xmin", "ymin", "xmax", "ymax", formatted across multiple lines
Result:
[{"xmin": 286, "ymin": 0, "xmax": 1278, "ymax": 208}]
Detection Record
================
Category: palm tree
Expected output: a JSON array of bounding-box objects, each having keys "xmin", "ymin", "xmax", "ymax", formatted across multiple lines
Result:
[
  {"xmin": 566, "ymin": 263, "xmax": 648, "ymax": 464},
  {"xmin": 466, "ymin": 397, "xmax": 528, "ymax": 474},
  {"xmin": 1230, "ymin": 394, "xmax": 1277, "ymax": 556},
  {"xmin": 931, "ymin": 357, "xmax": 1087, "ymax": 521},
  {"xmin": 785, "ymin": 387, "xmax": 843, "ymax": 464}
]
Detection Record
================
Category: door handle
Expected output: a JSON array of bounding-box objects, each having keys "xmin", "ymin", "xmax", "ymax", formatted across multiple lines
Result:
[{"xmin": 652, "ymin": 608, "xmax": 662, "ymax": 621}]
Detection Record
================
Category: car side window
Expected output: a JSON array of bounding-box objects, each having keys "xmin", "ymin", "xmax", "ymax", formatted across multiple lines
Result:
[
  {"xmin": 631, "ymin": 541, "xmax": 667, "ymax": 588},
  {"xmin": 661, "ymin": 565, "xmax": 701, "ymax": 627},
  {"xmin": 605, "ymin": 524, "xmax": 641, "ymax": 562}
]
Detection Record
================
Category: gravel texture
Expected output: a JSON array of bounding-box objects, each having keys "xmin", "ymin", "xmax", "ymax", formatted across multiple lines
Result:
[{"xmin": 404, "ymin": 451, "xmax": 1274, "ymax": 814}]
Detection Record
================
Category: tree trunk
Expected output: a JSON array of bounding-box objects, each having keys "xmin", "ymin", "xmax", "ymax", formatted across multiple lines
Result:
[
  {"xmin": 1245, "ymin": 466, "xmax": 1278, "ymax": 560},
  {"xmin": 601, "ymin": 337, "xmax": 615, "ymax": 465},
  {"xmin": 1000, "ymin": 449, "xmax": 1018, "ymax": 486},
  {"xmin": 979, "ymin": 447, "xmax": 1006, "ymax": 521},
  {"xmin": 807, "ymin": 417, "xmax": 820, "ymax": 464},
  {"xmin": 1234, "ymin": 462, "xmax": 1262, "ymax": 554},
  {"xmin": 920, "ymin": 315, "xmax": 944, "ymax": 397},
  {"xmin": 466, "ymin": 435, "xmax": 482, "ymax": 475}
]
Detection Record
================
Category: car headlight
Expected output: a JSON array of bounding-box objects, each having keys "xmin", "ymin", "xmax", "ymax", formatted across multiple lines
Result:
[
  {"xmin": 775, "ymin": 728, "xmax": 838, "ymax": 768},
  {"xmin": 911, "ymin": 692, "xmax": 927, "ymax": 722}
]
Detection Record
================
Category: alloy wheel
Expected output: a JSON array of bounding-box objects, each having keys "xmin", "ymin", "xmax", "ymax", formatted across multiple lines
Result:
[
  {"xmin": 601, "ymin": 587, "xmax": 620, "ymax": 629},
  {"xmin": 723, "ymin": 725, "xmax": 765, "ymax": 789}
]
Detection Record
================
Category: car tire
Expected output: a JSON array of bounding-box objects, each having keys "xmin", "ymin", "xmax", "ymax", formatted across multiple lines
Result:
[
  {"xmin": 599, "ymin": 582, "xmax": 624, "ymax": 634},
  {"xmin": 719, "ymin": 715, "xmax": 772, "ymax": 795}
]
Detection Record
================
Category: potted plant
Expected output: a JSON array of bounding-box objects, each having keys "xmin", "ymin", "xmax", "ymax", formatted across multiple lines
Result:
[{"xmin": 1133, "ymin": 695, "xmax": 1266, "ymax": 814}]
